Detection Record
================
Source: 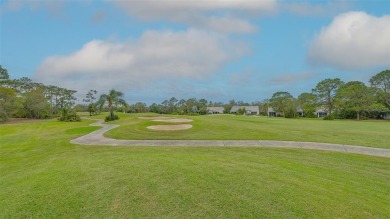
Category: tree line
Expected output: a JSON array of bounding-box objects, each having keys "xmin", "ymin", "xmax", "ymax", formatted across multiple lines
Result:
[
  {"xmin": 0, "ymin": 66, "xmax": 78, "ymax": 121},
  {"xmin": 129, "ymin": 70, "xmax": 390, "ymax": 120},
  {"xmin": 0, "ymin": 66, "xmax": 128, "ymax": 122},
  {"xmin": 1, "ymin": 64, "xmax": 389, "ymax": 121},
  {"xmin": 80, "ymin": 89, "xmax": 128, "ymax": 121},
  {"xmin": 145, "ymin": 98, "xmax": 261, "ymax": 115},
  {"xmin": 268, "ymin": 70, "xmax": 390, "ymax": 120}
]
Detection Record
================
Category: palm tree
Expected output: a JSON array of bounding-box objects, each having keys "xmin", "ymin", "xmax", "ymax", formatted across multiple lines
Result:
[{"xmin": 99, "ymin": 89, "xmax": 128, "ymax": 120}]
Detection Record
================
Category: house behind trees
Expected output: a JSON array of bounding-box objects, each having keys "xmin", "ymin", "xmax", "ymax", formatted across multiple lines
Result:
[
  {"xmin": 315, "ymin": 108, "xmax": 328, "ymax": 118},
  {"xmin": 230, "ymin": 106, "xmax": 259, "ymax": 115},
  {"xmin": 207, "ymin": 107, "xmax": 224, "ymax": 114},
  {"xmin": 268, "ymin": 107, "xmax": 327, "ymax": 118}
]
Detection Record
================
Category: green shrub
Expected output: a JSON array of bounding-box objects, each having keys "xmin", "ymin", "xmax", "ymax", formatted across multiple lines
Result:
[
  {"xmin": 58, "ymin": 114, "xmax": 81, "ymax": 122},
  {"xmin": 304, "ymin": 110, "xmax": 317, "ymax": 118},
  {"xmin": 284, "ymin": 108, "xmax": 298, "ymax": 118},
  {"xmin": 0, "ymin": 106, "xmax": 8, "ymax": 122},
  {"xmin": 105, "ymin": 114, "xmax": 119, "ymax": 122},
  {"xmin": 323, "ymin": 115, "xmax": 335, "ymax": 120},
  {"xmin": 58, "ymin": 108, "xmax": 81, "ymax": 122}
]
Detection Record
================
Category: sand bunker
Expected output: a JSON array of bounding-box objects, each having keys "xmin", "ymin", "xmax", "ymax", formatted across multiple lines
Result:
[
  {"xmin": 139, "ymin": 117, "xmax": 193, "ymax": 123},
  {"xmin": 153, "ymin": 118, "xmax": 193, "ymax": 123},
  {"xmin": 140, "ymin": 116, "xmax": 193, "ymax": 130},
  {"xmin": 147, "ymin": 124, "xmax": 193, "ymax": 131}
]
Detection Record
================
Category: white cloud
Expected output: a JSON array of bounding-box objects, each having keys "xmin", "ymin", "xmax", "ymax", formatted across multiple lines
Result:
[
  {"xmin": 2, "ymin": 0, "xmax": 94, "ymax": 18},
  {"xmin": 110, "ymin": 0, "xmax": 277, "ymax": 33},
  {"xmin": 112, "ymin": 0, "xmax": 276, "ymax": 18},
  {"xmin": 285, "ymin": 0, "xmax": 351, "ymax": 17},
  {"xmin": 34, "ymin": 29, "xmax": 248, "ymax": 98},
  {"xmin": 2, "ymin": 0, "xmax": 66, "ymax": 17},
  {"xmin": 308, "ymin": 11, "xmax": 390, "ymax": 69},
  {"xmin": 194, "ymin": 16, "xmax": 258, "ymax": 34}
]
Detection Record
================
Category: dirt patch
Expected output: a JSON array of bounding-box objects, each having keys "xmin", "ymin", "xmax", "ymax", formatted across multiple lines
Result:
[
  {"xmin": 153, "ymin": 118, "xmax": 193, "ymax": 123},
  {"xmin": 147, "ymin": 124, "xmax": 193, "ymax": 131}
]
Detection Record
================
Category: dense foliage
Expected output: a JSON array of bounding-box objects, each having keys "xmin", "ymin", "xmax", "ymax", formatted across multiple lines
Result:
[
  {"xmin": 0, "ymin": 66, "xmax": 78, "ymax": 122},
  {"xmin": 143, "ymin": 71, "xmax": 389, "ymax": 120},
  {"xmin": 267, "ymin": 71, "xmax": 390, "ymax": 120}
]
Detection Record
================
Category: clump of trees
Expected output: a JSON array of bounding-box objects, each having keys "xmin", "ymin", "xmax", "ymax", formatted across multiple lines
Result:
[
  {"xmin": 149, "ymin": 97, "xmax": 208, "ymax": 115},
  {"xmin": 98, "ymin": 89, "xmax": 128, "ymax": 122},
  {"xmin": 148, "ymin": 98, "xmax": 262, "ymax": 115},
  {"xmin": 0, "ymin": 66, "xmax": 79, "ymax": 122},
  {"xmin": 0, "ymin": 66, "xmax": 132, "ymax": 123},
  {"xmin": 57, "ymin": 108, "xmax": 81, "ymax": 122},
  {"xmin": 83, "ymin": 90, "xmax": 98, "ymax": 116},
  {"xmin": 369, "ymin": 70, "xmax": 390, "ymax": 107},
  {"xmin": 297, "ymin": 93, "xmax": 317, "ymax": 118},
  {"xmin": 78, "ymin": 89, "xmax": 128, "ymax": 121},
  {"xmin": 268, "ymin": 70, "xmax": 390, "ymax": 120},
  {"xmin": 269, "ymin": 92, "xmax": 297, "ymax": 118}
]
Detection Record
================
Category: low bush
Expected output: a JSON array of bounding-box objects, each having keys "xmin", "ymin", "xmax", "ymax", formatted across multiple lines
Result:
[
  {"xmin": 323, "ymin": 115, "xmax": 335, "ymax": 120},
  {"xmin": 58, "ymin": 108, "xmax": 81, "ymax": 122},
  {"xmin": 58, "ymin": 114, "xmax": 81, "ymax": 122},
  {"xmin": 304, "ymin": 111, "xmax": 317, "ymax": 118},
  {"xmin": 105, "ymin": 114, "xmax": 119, "ymax": 122},
  {"xmin": 0, "ymin": 106, "xmax": 8, "ymax": 122}
]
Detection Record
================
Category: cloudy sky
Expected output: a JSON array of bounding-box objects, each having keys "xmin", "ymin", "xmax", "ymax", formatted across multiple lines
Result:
[{"xmin": 1, "ymin": 0, "xmax": 389, "ymax": 104}]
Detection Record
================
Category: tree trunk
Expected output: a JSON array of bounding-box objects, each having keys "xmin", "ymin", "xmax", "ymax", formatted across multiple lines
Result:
[
  {"xmin": 108, "ymin": 100, "xmax": 113, "ymax": 118},
  {"xmin": 357, "ymin": 111, "xmax": 360, "ymax": 120}
]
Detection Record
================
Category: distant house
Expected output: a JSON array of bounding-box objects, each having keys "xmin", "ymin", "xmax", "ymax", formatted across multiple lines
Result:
[
  {"xmin": 207, "ymin": 107, "xmax": 224, "ymax": 114},
  {"xmin": 267, "ymin": 107, "xmax": 280, "ymax": 117},
  {"xmin": 297, "ymin": 108, "xmax": 304, "ymax": 117},
  {"xmin": 267, "ymin": 107, "xmax": 303, "ymax": 117},
  {"xmin": 381, "ymin": 112, "xmax": 390, "ymax": 120},
  {"xmin": 231, "ymin": 106, "xmax": 259, "ymax": 115},
  {"xmin": 315, "ymin": 108, "xmax": 328, "ymax": 118},
  {"xmin": 267, "ymin": 107, "xmax": 328, "ymax": 118}
]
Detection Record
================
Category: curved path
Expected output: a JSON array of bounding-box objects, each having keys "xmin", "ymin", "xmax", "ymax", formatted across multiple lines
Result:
[{"xmin": 71, "ymin": 118, "xmax": 390, "ymax": 158}]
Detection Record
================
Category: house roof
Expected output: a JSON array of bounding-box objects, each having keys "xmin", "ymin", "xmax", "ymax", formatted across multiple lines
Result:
[
  {"xmin": 268, "ymin": 107, "xmax": 275, "ymax": 113},
  {"xmin": 230, "ymin": 106, "xmax": 259, "ymax": 112},
  {"xmin": 207, "ymin": 107, "xmax": 224, "ymax": 112},
  {"xmin": 315, "ymin": 107, "xmax": 328, "ymax": 113}
]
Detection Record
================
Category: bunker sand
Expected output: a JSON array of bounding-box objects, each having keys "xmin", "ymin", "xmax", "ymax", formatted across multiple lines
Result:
[
  {"xmin": 147, "ymin": 124, "xmax": 193, "ymax": 131},
  {"xmin": 139, "ymin": 117, "xmax": 193, "ymax": 123}
]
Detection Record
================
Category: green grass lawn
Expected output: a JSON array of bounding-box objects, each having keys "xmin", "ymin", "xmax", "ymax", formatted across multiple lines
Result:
[
  {"xmin": 106, "ymin": 113, "xmax": 390, "ymax": 149},
  {"xmin": 1, "ymin": 115, "xmax": 389, "ymax": 218}
]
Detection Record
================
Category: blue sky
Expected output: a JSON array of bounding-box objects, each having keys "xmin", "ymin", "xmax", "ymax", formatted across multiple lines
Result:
[{"xmin": 1, "ymin": 0, "xmax": 389, "ymax": 104}]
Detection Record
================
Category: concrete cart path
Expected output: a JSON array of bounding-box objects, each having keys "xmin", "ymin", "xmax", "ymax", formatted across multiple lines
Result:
[{"xmin": 70, "ymin": 118, "xmax": 390, "ymax": 158}]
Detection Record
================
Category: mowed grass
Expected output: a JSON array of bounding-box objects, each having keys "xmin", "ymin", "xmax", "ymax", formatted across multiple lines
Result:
[
  {"xmin": 106, "ymin": 113, "xmax": 390, "ymax": 149},
  {"xmin": 0, "ymin": 116, "xmax": 390, "ymax": 218}
]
